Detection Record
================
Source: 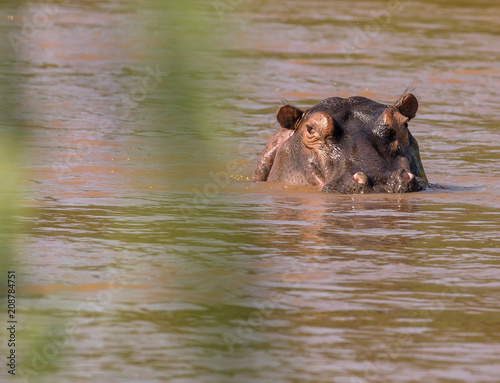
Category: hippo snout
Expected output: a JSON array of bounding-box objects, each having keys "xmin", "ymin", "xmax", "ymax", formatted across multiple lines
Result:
[
  {"xmin": 373, "ymin": 169, "xmax": 424, "ymax": 193},
  {"xmin": 322, "ymin": 169, "xmax": 428, "ymax": 194},
  {"xmin": 322, "ymin": 172, "xmax": 373, "ymax": 194}
]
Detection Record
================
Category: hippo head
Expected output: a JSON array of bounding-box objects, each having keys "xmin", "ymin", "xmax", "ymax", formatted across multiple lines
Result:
[{"xmin": 275, "ymin": 93, "xmax": 428, "ymax": 193}]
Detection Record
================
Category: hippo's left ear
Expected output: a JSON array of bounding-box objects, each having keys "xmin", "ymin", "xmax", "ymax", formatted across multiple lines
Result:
[
  {"xmin": 277, "ymin": 105, "xmax": 304, "ymax": 130},
  {"xmin": 395, "ymin": 93, "xmax": 418, "ymax": 120}
]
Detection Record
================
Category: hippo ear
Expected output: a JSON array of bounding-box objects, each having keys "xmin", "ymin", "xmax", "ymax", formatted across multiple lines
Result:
[
  {"xmin": 276, "ymin": 105, "xmax": 303, "ymax": 130},
  {"xmin": 395, "ymin": 93, "xmax": 418, "ymax": 120}
]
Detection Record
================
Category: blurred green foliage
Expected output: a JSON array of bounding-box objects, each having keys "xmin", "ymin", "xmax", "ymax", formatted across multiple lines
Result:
[
  {"xmin": 154, "ymin": 0, "xmax": 228, "ymax": 147},
  {"xmin": 0, "ymin": 0, "xmax": 23, "ymax": 294}
]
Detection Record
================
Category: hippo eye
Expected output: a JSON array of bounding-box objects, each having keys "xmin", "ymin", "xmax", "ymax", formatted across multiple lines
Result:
[
  {"xmin": 387, "ymin": 129, "xmax": 396, "ymax": 140},
  {"xmin": 306, "ymin": 126, "xmax": 314, "ymax": 134}
]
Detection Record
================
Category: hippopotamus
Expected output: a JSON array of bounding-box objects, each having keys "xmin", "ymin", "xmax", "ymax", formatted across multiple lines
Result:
[{"xmin": 252, "ymin": 92, "xmax": 428, "ymax": 193}]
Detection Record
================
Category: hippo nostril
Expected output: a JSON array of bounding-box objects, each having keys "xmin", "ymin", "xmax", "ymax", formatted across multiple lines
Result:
[
  {"xmin": 353, "ymin": 171, "xmax": 369, "ymax": 185},
  {"xmin": 402, "ymin": 172, "xmax": 414, "ymax": 182}
]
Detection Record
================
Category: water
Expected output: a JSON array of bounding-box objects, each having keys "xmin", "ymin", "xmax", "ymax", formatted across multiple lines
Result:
[{"xmin": 1, "ymin": 0, "xmax": 500, "ymax": 382}]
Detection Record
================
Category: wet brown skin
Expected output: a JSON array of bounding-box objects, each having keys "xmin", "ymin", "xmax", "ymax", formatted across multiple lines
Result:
[{"xmin": 252, "ymin": 93, "xmax": 428, "ymax": 194}]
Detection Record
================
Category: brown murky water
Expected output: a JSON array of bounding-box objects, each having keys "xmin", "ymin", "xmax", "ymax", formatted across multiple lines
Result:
[{"xmin": 1, "ymin": 0, "xmax": 500, "ymax": 382}]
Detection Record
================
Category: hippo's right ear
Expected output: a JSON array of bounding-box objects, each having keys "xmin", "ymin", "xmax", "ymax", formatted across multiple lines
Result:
[
  {"xmin": 276, "ymin": 105, "xmax": 303, "ymax": 130},
  {"xmin": 395, "ymin": 93, "xmax": 418, "ymax": 120}
]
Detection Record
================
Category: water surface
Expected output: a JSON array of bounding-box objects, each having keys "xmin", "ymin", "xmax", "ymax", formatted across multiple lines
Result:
[{"xmin": 1, "ymin": 0, "xmax": 499, "ymax": 382}]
